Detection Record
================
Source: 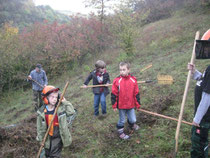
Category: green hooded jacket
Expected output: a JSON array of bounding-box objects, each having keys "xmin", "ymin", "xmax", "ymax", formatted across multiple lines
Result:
[{"xmin": 36, "ymin": 100, "xmax": 76, "ymax": 149}]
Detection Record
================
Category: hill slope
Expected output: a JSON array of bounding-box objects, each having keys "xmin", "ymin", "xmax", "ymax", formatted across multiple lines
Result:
[
  {"xmin": 0, "ymin": 8, "xmax": 210, "ymax": 158},
  {"xmin": 0, "ymin": 0, "xmax": 70, "ymax": 29}
]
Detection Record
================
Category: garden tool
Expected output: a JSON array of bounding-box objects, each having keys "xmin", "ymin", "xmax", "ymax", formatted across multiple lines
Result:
[
  {"xmin": 30, "ymin": 78, "xmax": 44, "ymax": 88},
  {"xmin": 174, "ymin": 31, "xmax": 200, "ymax": 157},
  {"xmin": 80, "ymin": 80, "xmax": 153, "ymax": 88},
  {"xmin": 138, "ymin": 108, "xmax": 192, "ymax": 126}
]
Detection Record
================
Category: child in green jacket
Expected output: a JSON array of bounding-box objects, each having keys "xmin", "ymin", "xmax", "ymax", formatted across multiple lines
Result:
[{"xmin": 36, "ymin": 85, "xmax": 76, "ymax": 158}]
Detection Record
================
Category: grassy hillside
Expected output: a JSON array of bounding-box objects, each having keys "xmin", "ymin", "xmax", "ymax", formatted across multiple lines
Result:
[{"xmin": 1, "ymin": 8, "xmax": 210, "ymax": 158}]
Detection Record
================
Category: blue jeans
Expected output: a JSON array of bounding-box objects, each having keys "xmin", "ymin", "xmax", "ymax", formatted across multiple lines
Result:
[
  {"xmin": 93, "ymin": 92, "xmax": 106, "ymax": 116},
  {"xmin": 117, "ymin": 109, "xmax": 136, "ymax": 129}
]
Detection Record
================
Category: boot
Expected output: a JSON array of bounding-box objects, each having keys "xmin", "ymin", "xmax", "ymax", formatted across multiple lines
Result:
[
  {"xmin": 132, "ymin": 124, "xmax": 139, "ymax": 131},
  {"xmin": 118, "ymin": 128, "xmax": 130, "ymax": 140}
]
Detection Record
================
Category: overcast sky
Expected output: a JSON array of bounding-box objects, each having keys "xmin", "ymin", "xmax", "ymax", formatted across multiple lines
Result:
[
  {"xmin": 33, "ymin": 0, "xmax": 94, "ymax": 14},
  {"xmin": 33, "ymin": 0, "xmax": 119, "ymax": 15}
]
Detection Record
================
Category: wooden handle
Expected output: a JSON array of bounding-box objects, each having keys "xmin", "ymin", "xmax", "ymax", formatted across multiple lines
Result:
[
  {"xmin": 31, "ymin": 79, "xmax": 44, "ymax": 88},
  {"xmin": 174, "ymin": 31, "xmax": 200, "ymax": 154},
  {"xmin": 81, "ymin": 83, "xmax": 112, "ymax": 88},
  {"xmin": 80, "ymin": 80, "xmax": 152, "ymax": 88},
  {"xmin": 36, "ymin": 82, "xmax": 69, "ymax": 158},
  {"xmin": 138, "ymin": 109, "xmax": 192, "ymax": 126},
  {"xmin": 140, "ymin": 64, "xmax": 152, "ymax": 72}
]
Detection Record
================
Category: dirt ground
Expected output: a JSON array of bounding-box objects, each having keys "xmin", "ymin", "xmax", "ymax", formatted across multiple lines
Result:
[
  {"xmin": 0, "ymin": 114, "xmax": 39, "ymax": 158},
  {"xmin": 137, "ymin": 93, "xmax": 175, "ymax": 125},
  {"xmin": 0, "ymin": 93, "xmax": 175, "ymax": 158}
]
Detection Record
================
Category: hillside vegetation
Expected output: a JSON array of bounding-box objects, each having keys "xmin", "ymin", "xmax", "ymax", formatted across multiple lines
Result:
[
  {"xmin": 0, "ymin": 0, "xmax": 69, "ymax": 29},
  {"xmin": 0, "ymin": 0, "xmax": 210, "ymax": 158}
]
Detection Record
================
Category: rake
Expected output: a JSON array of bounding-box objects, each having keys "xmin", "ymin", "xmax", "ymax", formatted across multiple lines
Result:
[
  {"xmin": 174, "ymin": 31, "xmax": 200, "ymax": 157},
  {"xmin": 139, "ymin": 63, "xmax": 174, "ymax": 85},
  {"xmin": 30, "ymin": 78, "xmax": 44, "ymax": 88},
  {"xmin": 80, "ymin": 80, "xmax": 153, "ymax": 88},
  {"xmin": 138, "ymin": 108, "xmax": 192, "ymax": 126},
  {"xmin": 80, "ymin": 75, "xmax": 173, "ymax": 88},
  {"xmin": 157, "ymin": 74, "xmax": 173, "ymax": 85}
]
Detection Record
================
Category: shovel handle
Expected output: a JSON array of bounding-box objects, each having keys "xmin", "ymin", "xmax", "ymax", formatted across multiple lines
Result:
[
  {"xmin": 80, "ymin": 80, "xmax": 153, "ymax": 88},
  {"xmin": 138, "ymin": 108, "xmax": 193, "ymax": 126},
  {"xmin": 174, "ymin": 31, "xmax": 200, "ymax": 154},
  {"xmin": 29, "ymin": 78, "xmax": 44, "ymax": 89}
]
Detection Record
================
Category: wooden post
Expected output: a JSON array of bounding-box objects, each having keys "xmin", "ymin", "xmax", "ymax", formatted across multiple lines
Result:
[{"xmin": 174, "ymin": 31, "xmax": 200, "ymax": 156}]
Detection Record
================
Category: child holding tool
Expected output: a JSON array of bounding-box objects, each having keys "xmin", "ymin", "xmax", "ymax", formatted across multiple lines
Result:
[
  {"xmin": 188, "ymin": 63, "xmax": 210, "ymax": 158},
  {"xmin": 188, "ymin": 29, "xmax": 210, "ymax": 158},
  {"xmin": 37, "ymin": 85, "xmax": 76, "ymax": 158},
  {"xmin": 83, "ymin": 60, "xmax": 111, "ymax": 117}
]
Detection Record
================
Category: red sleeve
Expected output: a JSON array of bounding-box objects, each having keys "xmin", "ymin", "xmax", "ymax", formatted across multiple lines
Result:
[{"xmin": 111, "ymin": 78, "xmax": 119, "ymax": 109}]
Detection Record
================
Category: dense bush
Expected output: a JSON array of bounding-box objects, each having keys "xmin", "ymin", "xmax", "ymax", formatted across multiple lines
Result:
[{"xmin": 0, "ymin": 16, "xmax": 112, "ymax": 92}]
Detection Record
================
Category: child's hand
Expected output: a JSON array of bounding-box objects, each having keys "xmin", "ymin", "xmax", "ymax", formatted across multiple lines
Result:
[
  {"xmin": 113, "ymin": 108, "xmax": 117, "ymax": 112},
  {"xmin": 82, "ymin": 84, "xmax": 87, "ymax": 88},
  {"xmin": 40, "ymin": 142, "xmax": 44, "ymax": 146},
  {"xmin": 105, "ymin": 83, "xmax": 110, "ymax": 87},
  {"xmin": 192, "ymin": 121, "xmax": 200, "ymax": 127},
  {"xmin": 187, "ymin": 63, "xmax": 195, "ymax": 73},
  {"xmin": 62, "ymin": 97, "xmax": 66, "ymax": 102},
  {"xmin": 137, "ymin": 107, "xmax": 140, "ymax": 111}
]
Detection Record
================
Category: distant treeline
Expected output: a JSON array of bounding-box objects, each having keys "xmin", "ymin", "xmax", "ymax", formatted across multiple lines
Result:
[{"xmin": 0, "ymin": 0, "xmax": 70, "ymax": 29}]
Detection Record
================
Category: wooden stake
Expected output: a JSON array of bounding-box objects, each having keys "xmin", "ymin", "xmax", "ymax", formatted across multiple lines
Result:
[
  {"xmin": 36, "ymin": 82, "xmax": 69, "ymax": 158},
  {"xmin": 80, "ymin": 80, "xmax": 152, "ymax": 88},
  {"xmin": 174, "ymin": 31, "xmax": 200, "ymax": 156},
  {"xmin": 138, "ymin": 109, "xmax": 192, "ymax": 126}
]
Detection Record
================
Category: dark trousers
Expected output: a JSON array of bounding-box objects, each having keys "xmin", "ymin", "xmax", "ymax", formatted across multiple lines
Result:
[
  {"xmin": 33, "ymin": 90, "xmax": 43, "ymax": 111},
  {"xmin": 45, "ymin": 136, "xmax": 63, "ymax": 158},
  {"xmin": 190, "ymin": 122, "xmax": 209, "ymax": 158},
  {"xmin": 191, "ymin": 85, "xmax": 209, "ymax": 158}
]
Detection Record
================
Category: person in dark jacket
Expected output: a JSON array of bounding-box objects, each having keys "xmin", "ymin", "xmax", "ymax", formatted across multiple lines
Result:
[
  {"xmin": 28, "ymin": 64, "xmax": 48, "ymax": 111},
  {"xmin": 111, "ymin": 62, "xmax": 141, "ymax": 140},
  {"xmin": 83, "ymin": 60, "xmax": 111, "ymax": 117},
  {"xmin": 188, "ymin": 63, "xmax": 210, "ymax": 158}
]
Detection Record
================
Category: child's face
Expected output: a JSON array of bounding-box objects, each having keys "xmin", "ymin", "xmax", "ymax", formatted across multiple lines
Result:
[
  {"xmin": 120, "ymin": 65, "xmax": 130, "ymax": 76},
  {"xmin": 48, "ymin": 92, "xmax": 58, "ymax": 106},
  {"xmin": 98, "ymin": 67, "xmax": 105, "ymax": 73}
]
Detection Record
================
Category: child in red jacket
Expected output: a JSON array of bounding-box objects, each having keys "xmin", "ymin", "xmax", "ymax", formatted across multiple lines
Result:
[{"xmin": 111, "ymin": 62, "xmax": 141, "ymax": 140}]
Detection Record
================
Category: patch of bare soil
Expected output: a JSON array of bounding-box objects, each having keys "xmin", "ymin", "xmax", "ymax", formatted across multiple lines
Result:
[
  {"xmin": 137, "ymin": 93, "xmax": 175, "ymax": 125},
  {"xmin": 0, "ymin": 114, "xmax": 39, "ymax": 158}
]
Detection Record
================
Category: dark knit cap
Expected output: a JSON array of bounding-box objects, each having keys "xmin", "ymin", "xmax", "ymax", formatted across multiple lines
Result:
[{"xmin": 36, "ymin": 64, "xmax": 42, "ymax": 69}]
